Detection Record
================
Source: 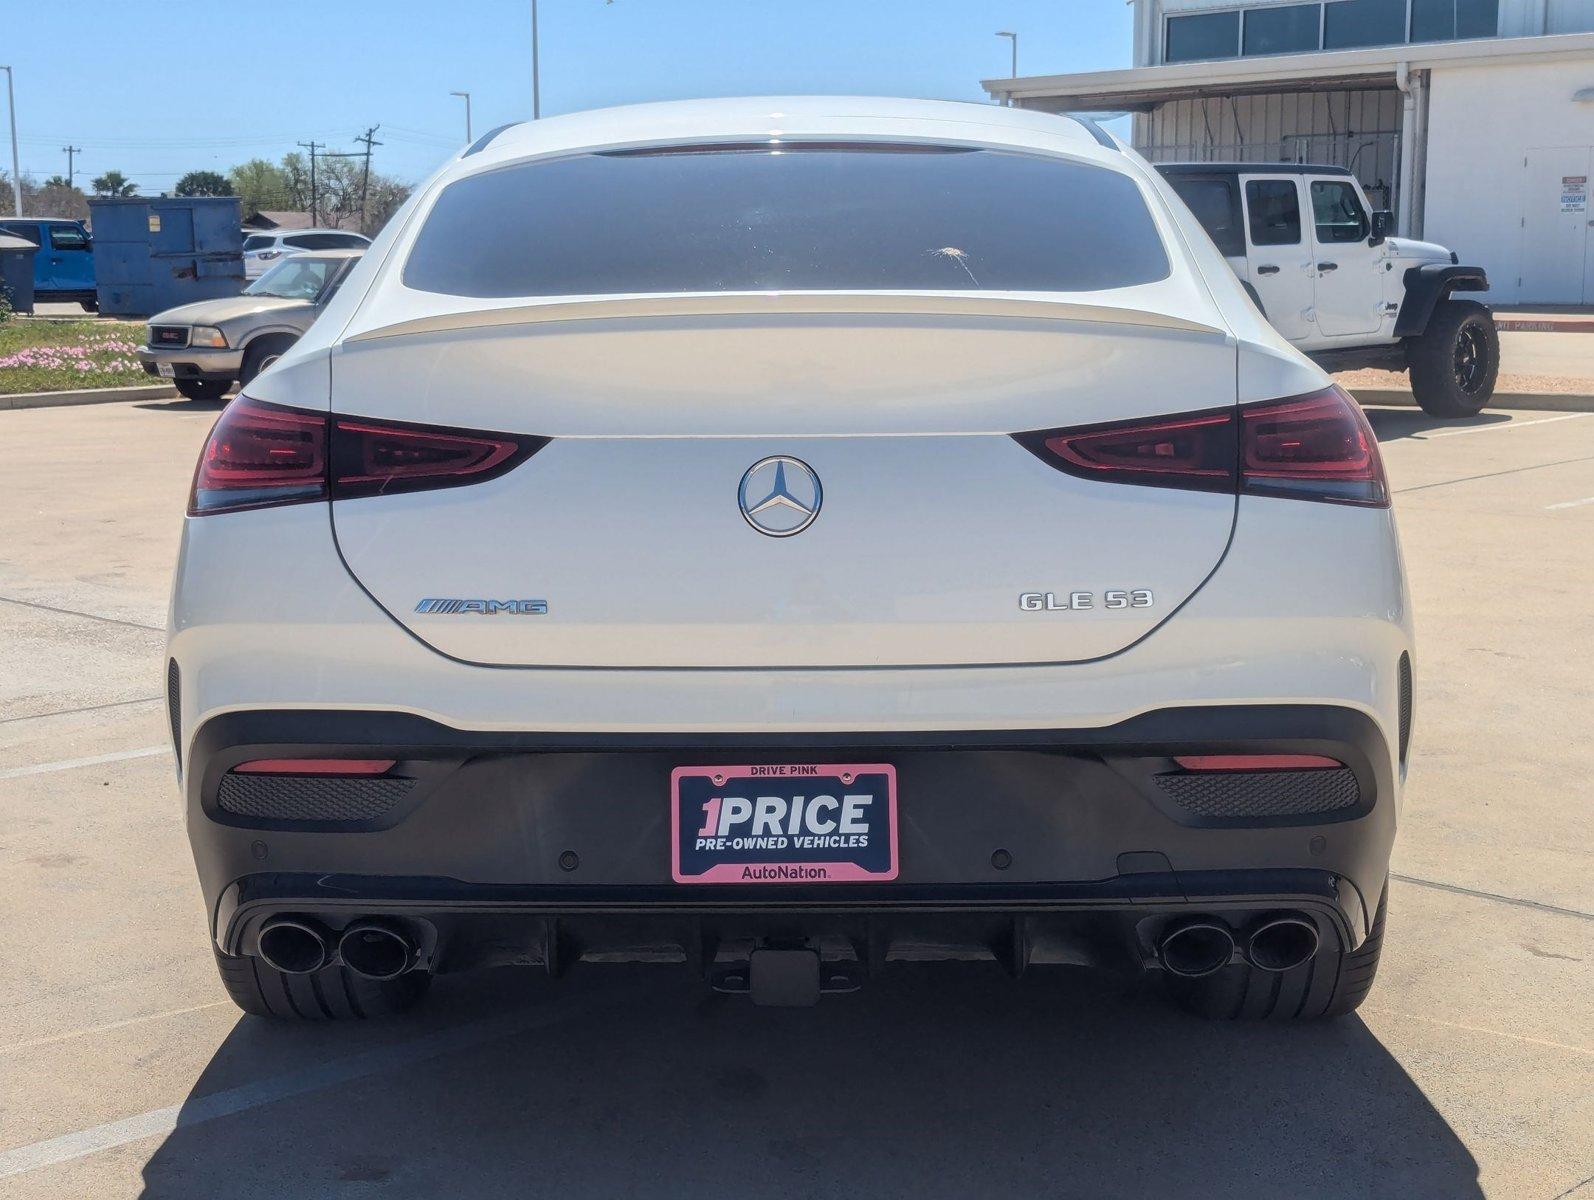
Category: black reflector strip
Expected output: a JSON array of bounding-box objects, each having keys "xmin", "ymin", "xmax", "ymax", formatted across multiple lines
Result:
[
  {"xmin": 1156, "ymin": 768, "xmax": 1360, "ymax": 820},
  {"xmin": 217, "ymin": 774, "xmax": 415, "ymax": 823}
]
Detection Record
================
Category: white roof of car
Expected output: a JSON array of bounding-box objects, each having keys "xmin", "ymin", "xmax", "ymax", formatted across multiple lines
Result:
[{"xmin": 461, "ymin": 95, "xmax": 1111, "ymax": 174}]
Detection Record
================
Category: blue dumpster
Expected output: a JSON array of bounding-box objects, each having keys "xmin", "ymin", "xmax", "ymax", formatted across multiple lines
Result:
[
  {"xmin": 0, "ymin": 231, "xmax": 37, "ymax": 313},
  {"xmin": 88, "ymin": 196, "xmax": 245, "ymax": 317}
]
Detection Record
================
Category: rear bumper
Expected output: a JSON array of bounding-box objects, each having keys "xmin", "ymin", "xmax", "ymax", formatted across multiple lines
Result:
[{"xmin": 188, "ymin": 705, "xmax": 1396, "ymax": 971}]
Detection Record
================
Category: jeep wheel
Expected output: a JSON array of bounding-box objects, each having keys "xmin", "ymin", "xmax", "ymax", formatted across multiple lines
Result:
[
  {"xmin": 1408, "ymin": 299, "xmax": 1498, "ymax": 418},
  {"xmin": 1165, "ymin": 885, "xmax": 1387, "ymax": 1021}
]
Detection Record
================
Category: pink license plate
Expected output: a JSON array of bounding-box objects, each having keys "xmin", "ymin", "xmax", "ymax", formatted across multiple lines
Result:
[{"xmin": 670, "ymin": 763, "xmax": 898, "ymax": 884}]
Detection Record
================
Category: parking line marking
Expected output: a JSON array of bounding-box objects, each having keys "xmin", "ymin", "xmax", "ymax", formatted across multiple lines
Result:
[
  {"xmin": 1546, "ymin": 495, "xmax": 1594, "ymax": 511},
  {"xmin": 0, "ymin": 595, "xmax": 163, "ymax": 633},
  {"xmin": 0, "ymin": 1002, "xmax": 230, "ymax": 1057},
  {"xmin": 1392, "ymin": 872, "xmax": 1593, "ymax": 921},
  {"xmin": 0, "ymin": 746, "xmax": 168, "ymax": 781},
  {"xmin": 0, "ymin": 998, "xmax": 605, "ymax": 1180},
  {"xmin": 1394, "ymin": 454, "xmax": 1594, "ymax": 494},
  {"xmin": 1361, "ymin": 1007, "xmax": 1594, "ymax": 1058},
  {"xmin": 0, "ymin": 696, "xmax": 163, "ymax": 726},
  {"xmin": 1425, "ymin": 412, "xmax": 1594, "ymax": 438}
]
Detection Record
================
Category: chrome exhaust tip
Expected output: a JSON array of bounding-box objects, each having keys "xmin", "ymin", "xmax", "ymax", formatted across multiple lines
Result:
[
  {"xmin": 337, "ymin": 921, "xmax": 416, "ymax": 981},
  {"xmin": 257, "ymin": 917, "xmax": 330, "ymax": 975},
  {"xmin": 1158, "ymin": 919, "xmax": 1236, "ymax": 978},
  {"xmin": 1245, "ymin": 915, "xmax": 1321, "ymax": 973}
]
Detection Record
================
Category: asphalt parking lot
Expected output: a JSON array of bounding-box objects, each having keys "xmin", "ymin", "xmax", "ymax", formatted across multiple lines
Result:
[{"xmin": 1, "ymin": 398, "xmax": 1591, "ymax": 1199}]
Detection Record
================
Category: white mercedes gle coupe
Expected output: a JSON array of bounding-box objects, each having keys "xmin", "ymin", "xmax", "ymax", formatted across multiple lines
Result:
[{"xmin": 169, "ymin": 97, "xmax": 1411, "ymax": 1022}]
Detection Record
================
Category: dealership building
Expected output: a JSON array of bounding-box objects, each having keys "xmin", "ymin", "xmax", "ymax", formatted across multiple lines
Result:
[{"xmin": 984, "ymin": 1, "xmax": 1594, "ymax": 304}]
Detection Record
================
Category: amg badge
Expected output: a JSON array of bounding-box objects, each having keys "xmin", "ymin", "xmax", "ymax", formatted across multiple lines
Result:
[
  {"xmin": 414, "ymin": 598, "xmax": 548, "ymax": 615},
  {"xmin": 1019, "ymin": 590, "xmax": 1153, "ymax": 612}
]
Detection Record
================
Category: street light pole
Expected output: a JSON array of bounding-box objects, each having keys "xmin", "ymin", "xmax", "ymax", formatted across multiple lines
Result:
[
  {"xmin": 1, "ymin": 66, "xmax": 20, "ymax": 216},
  {"xmin": 450, "ymin": 91, "xmax": 473, "ymax": 143},
  {"xmin": 531, "ymin": 0, "xmax": 541, "ymax": 119},
  {"xmin": 995, "ymin": 32, "xmax": 1018, "ymax": 107}
]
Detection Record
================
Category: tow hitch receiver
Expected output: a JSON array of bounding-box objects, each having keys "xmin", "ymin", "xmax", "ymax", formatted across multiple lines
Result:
[{"xmin": 712, "ymin": 947, "xmax": 864, "ymax": 1006}]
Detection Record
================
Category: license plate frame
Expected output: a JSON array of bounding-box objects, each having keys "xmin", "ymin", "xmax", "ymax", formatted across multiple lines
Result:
[
  {"xmin": 156, "ymin": 361, "xmax": 176, "ymax": 378},
  {"xmin": 670, "ymin": 762, "xmax": 898, "ymax": 885}
]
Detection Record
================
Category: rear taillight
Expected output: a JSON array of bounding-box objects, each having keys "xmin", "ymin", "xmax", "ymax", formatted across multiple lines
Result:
[
  {"xmin": 1017, "ymin": 385, "xmax": 1387, "ymax": 507},
  {"xmin": 1239, "ymin": 387, "xmax": 1386, "ymax": 506},
  {"xmin": 189, "ymin": 397, "xmax": 545, "ymax": 516},
  {"xmin": 1029, "ymin": 407, "xmax": 1236, "ymax": 494}
]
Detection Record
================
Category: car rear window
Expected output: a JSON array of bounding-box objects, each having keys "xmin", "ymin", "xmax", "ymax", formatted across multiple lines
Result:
[
  {"xmin": 403, "ymin": 144, "xmax": 1172, "ymax": 297},
  {"xmin": 243, "ymin": 235, "xmax": 274, "ymax": 250}
]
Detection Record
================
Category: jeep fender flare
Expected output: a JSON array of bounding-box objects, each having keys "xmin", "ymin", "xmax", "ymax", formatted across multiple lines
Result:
[{"xmin": 1394, "ymin": 264, "xmax": 1488, "ymax": 338}]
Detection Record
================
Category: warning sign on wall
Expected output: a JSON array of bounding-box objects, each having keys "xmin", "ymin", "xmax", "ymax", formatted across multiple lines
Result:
[{"xmin": 1562, "ymin": 175, "xmax": 1587, "ymax": 214}]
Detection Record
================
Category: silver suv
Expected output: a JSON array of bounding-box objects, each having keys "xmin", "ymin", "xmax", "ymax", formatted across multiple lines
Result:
[{"xmin": 242, "ymin": 228, "xmax": 370, "ymax": 279}]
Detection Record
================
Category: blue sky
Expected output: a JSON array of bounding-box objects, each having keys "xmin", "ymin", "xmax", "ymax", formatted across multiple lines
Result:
[{"xmin": 4, "ymin": 0, "xmax": 1132, "ymax": 193}]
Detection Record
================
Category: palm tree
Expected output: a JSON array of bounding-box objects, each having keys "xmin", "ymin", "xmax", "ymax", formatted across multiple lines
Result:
[{"xmin": 91, "ymin": 170, "xmax": 138, "ymax": 198}]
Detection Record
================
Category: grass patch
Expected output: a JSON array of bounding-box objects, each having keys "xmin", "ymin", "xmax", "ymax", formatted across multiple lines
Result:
[{"xmin": 0, "ymin": 318, "xmax": 148, "ymax": 394}]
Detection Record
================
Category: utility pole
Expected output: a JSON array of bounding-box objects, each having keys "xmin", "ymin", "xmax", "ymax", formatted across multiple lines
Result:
[
  {"xmin": 62, "ymin": 144, "xmax": 81, "ymax": 189},
  {"xmin": 995, "ymin": 32, "xmax": 1019, "ymax": 106},
  {"xmin": 2, "ymin": 66, "xmax": 19, "ymax": 217},
  {"xmin": 354, "ymin": 126, "xmax": 381, "ymax": 233},
  {"xmin": 297, "ymin": 140, "xmax": 321, "ymax": 225},
  {"xmin": 531, "ymin": 0, "xmax": 541, "ymax": 119},
  {"xmin": 450, "ymin": 91, "xmax": 472, "ymax": 143}
]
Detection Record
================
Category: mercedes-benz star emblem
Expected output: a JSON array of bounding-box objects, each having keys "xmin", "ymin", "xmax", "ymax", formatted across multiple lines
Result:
[{"xmin": 738, "ymin": 456, "xmax": 822, "ymax": 538}]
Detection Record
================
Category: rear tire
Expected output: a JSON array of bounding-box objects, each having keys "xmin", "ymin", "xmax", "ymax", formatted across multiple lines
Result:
[
  {"xmin": 1166, "ymin": 885, "xmax": 1387, "ymax": 1021},
  {"xmin": 174, "ymin": 378, "xmax": 230, "ymax": 402},
  {"xmin": 212, "ymin": 946, "xmax": 431, "ymax": 1020},
  {"xmin": 1408, "ymin": 299, "xmax": 1498, "ymax": 417}
]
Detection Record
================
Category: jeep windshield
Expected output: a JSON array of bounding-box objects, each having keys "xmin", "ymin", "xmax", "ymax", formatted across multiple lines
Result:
[{"xmin": 402, "ymin": 144, "xmax": 1172, "ymax": 297}]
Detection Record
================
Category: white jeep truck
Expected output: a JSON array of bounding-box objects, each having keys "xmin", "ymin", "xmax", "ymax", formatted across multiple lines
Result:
[{"xmin": 1157, "ymin": 163, "xmax": 1498, "ymax": 417}]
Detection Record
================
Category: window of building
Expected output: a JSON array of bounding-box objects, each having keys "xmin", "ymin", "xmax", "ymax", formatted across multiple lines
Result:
[
  {"xmin": 1243, "ymin": 4, "xmax": 1323, "ymax": 55},
  {"xmin": 1310, "ymin": 180, "xmax": 1369, "ymax": 243},
  {"xmin": 1323, "ymin": 0, "xmax": 1409, "ymax": 48},
  {"xmin": 1246, "ymin": 179, "xmax": 1303, "ymax": 245},
  {"xmin": 1411, "ymin": 0, "xmax": 1498, "ymax": 41},
  {"xmin": 1165, "ymin": 10, "xmax": 1241, "ymax": 62}
]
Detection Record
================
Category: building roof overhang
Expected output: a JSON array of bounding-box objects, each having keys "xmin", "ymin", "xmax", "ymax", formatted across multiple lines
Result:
[{"xmin": 983, "ymin": 30, "xmax": 1594, "ymax": 111}]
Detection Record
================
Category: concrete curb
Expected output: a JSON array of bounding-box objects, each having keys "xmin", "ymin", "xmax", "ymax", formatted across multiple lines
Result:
[
  {"xmin": 0, "ymin": 383, "xmax": 181, "ymax": 411},
  {"xmin": 1348, "ymin": 388, "xmax": 1594, "ymax": 414}
]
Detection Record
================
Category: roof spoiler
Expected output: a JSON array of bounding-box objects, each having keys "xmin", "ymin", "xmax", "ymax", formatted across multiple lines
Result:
[{"xmin": 344, "ymin": 292, "xmax": 1227, "ymax": 345}]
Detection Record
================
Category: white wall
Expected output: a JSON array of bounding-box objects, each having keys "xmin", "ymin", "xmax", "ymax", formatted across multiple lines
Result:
[{"xmin": 1423, "ymin": 57, "xmax": 1594, "ymax": 302}]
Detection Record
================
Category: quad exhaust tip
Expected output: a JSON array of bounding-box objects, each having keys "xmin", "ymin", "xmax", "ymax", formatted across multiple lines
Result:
[
  {"xmin": 257, "ymin": 917, "xmax": 331, "ymax": 975},
  {"xmin": 337, "ymin": 921, "xmax": 417, "ymax": 981},
  {"xmin": 1244, "ymin": 915, "xmax": 1320, "ymax": 973},
  {"xmin": 1157, "ymin": 919, "xmax": 1235, "ymax": 978}
]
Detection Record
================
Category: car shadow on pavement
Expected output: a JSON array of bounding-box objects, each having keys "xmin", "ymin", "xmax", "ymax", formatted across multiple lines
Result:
[
  {"xmin": 1362, "ymin": 406, "xmax": 1512, "ymax": 441},
  {"xmin": 137, "ymin": 963, "xmax": 1481, "ymax": 1199},
  {"xmin": 133, "ymin": 398, "xmax": 230, "ymax": 414}
]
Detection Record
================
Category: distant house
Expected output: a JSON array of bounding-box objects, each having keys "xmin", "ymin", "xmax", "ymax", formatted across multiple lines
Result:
[{"xmin": 240, "ymin": 210, "xmax": 315, "ymax": 232}]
